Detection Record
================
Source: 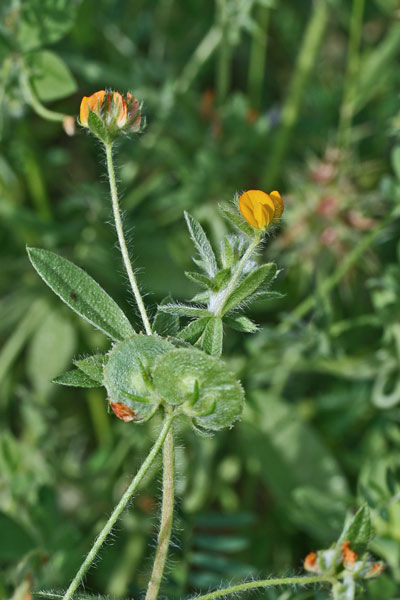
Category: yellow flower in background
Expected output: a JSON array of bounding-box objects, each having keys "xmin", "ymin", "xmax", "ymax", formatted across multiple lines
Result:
[{"xmin": 239, "ymin": 189, "xmax": 284, "ymax": 229}]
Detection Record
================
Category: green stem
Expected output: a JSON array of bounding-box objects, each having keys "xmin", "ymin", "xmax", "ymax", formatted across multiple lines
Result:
[
  {"xmin": 145, "ymin": 428, "xmax": 175, "ymax": 600},
  {"xmin": 62, "ymin": 414, "xmax": 175, "ymax": 600},
  {"xmin": 247, "ymin": 4, "xmax": 270, "ymax": 111},
  {"xmin": 190, "ymin": 575, "xmax": 335, "ymax": 600},
  {"xmin": 279, "ymin": 211, "xmax": 395, "ymax": 333},
  {"xmin": 214, "ymin": 234, "xmax": 261, "ymax": 316},
  {"xmin": 105, "ymin": 143, "xmax": 152, "ymax": 335},
  {"xmin": 264, "ymin": 0, "xmax": 329, "ymax": 188},
  {"xmin": 338, "ymin": 0, "xmax": 365, "ymax": 150},
  {"xmin": 216, "ymin": 0, "xmax": 231, "ymax": 105},
  {"xmin": 19, "ymin": 71, "xmax": 68, "ymax": 122}
]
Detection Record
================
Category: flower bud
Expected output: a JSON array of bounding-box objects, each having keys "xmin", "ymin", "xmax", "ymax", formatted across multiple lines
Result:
[
  {"xmin": 79, "ymin": 89, "xmax": 143, "ymax": 142},
  {"xmin": 239, "ymin": 189, "xmax": 284, "ymax": 230}
]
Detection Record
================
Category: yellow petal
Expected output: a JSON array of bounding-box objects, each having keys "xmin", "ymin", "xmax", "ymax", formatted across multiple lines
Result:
[
  {"xmin": 270, "ymin": 190, "xmax": 284, "ymax": 220},
  {"xmin": 79, "ymin": 96, "xmax": 89, "ymax": 126},
  {"xmin": 239, "ymin": 191, "xmax": 258, "ymax": 228}
]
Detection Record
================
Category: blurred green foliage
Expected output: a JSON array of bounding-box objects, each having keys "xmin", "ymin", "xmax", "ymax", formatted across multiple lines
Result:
[{"xmin": 1, "ymin": 0, "xmax": 400, "ymax": 598}]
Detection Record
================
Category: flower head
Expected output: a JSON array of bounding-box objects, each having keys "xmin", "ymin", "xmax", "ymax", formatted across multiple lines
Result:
[
  {"xmin": 239, "ymin": 189, "xmax": 283, "ymax": 230},
  {"xmin": 79, "ymin": 90, "xmax": 143, "ymax": 142}
]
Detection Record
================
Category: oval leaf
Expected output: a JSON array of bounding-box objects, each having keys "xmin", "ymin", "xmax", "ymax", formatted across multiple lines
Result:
[{"xmin": 27, "ymin": 247, "xmax": 135, "ymax": 341}]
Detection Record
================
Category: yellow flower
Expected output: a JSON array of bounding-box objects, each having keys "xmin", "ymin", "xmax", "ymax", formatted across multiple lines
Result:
[
  {"xmin": 239, "ymin": 189, "xmax": 284, "ymax": 229},
  {"xmin": 79, "ymin": 90, "xmax": 142, "ymax": 140},
  {"xmin": 80, "ymin": 90, "xmax": 106, "ymax": 127}
]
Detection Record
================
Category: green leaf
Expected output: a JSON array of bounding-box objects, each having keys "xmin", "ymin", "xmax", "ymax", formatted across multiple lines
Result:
[
  {"xmin": 104, "ymin": 335, "xmax": 174, "ymax": 421},
  {"xmin": 0, "ymin": 513, "xmax": 35, "ymax": 560},
  {"xmin": 73, "ymin": 354, "xmax": 105, "ymax": 384},
  {"xmin": 27, "ymin": 50, "xmax": 77, "ymax": 102},
  {"xmin": 17, "ymin": 0, "xmax": 78, "ymax": 51},
  {"xmin": 153, "ymin": 296, "xmax": 180, "ymax": 336},
  {"xmin": 53, "ymin": 369, "xmax": 100, "ymax": 388},
  {"xmin": 185, "ymin": 271, "xmax": 215, "ymax": 290},
  {"xmin": 87, "ymin": 110, "xmax": 108, "ymax": 143},
  {"xmin": 332, "ymin": 577, "xmax": 356, "ymax": 600},
  {"xmin": 224, "ymin": 315, "xmax": 258, "ymax": 333},
  {"xmin": 253, "ymin": 290, "xmax": 283, "ymax": 302},
  {"xmin": 219, "ymin": 204, "xmax": 254, "ymax": 237},
  {"xmin": 184, "ymin": 212, "xmax": 218, "ymax": 276},
  {"xmin": 27, "ymin": 309, "xmax": 76, "ymax": 396},
  {"xmin": 221, "ymin": 263, "xmax": 277, "ymax": 315},
  {"xmin": 191, "ymin": 291, "xmax": 210, "ymax": 303},
  {"xmin": 152, "ymin": 347, "xmax": 244, "ymax": 430},
  {"xmin": 27, "ymin": 248, "xmax": 135, "ymax": 341},
  {"xmin": 177, "ymin": 317, "xmax": 211, "ymax": 343},
  {"xmin": 338, "ymin": 505, "xmax": 371, "ymax": 556},
  {"xmin": 391, "ymin": 146, "xmax": 400, "ymax": 180},
  {"xmin": 221, "ymin": 237, "xmax": 235, "ymax": 268},
  {"xmin": 202, "ymin": 317, "xmax": 223, "ymax": 357},
  {"xmin": 159, "ymin": 304, "xmax": 210, "ymax": 318},
  {"xmin": 213, "ymin": 268, "xmax": 231, "ymax": 290}
]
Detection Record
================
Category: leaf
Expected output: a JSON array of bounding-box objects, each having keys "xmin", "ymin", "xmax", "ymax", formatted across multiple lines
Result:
[
  {"xmin": 27, "ymin": 248, "xmax": 135, "ymax": 341},
  {"xmin": 73, "ymin": 354, "xmax": 105, "ymax": 384},
  {"xmin": 17, "ymin": 0, "xmax": 78, "ymax": 51},
  {"xmin": 184, "ymin": 212, "xmax": 218, "ymax": 276},
  {"xmin": 338, "ymin": 505, "xmax": 371, "ymax": 556},
  {"xmin": 224, "ymin": 315, "xmax": 258, "ymax": 333},
  {"xmin": 159, "ymin": 304, "xmax": 210, "ymax": 318},
  {"xmin": 219, "ymin": 204, "xmax": 254, "ymax": 237},
  {"xmin": 213, "ymin": 268, "xmax": 231, "ymax": 290},
  {"xmin": 221, "ymin": 237, "xmax": 235, "ymax": 268},
  {"xmin": 201, "ymin": 317, "xmax": 223, "ymax": 357},
  {"xmin": 153, "ymin": 296, "xmax": 180, "ymax": 336},
  {"xmin": 177, "ymin": 317, "xmax": 211, "ymax": 343},
  {"xmin": 0, "ymin": 512, "xmax": 35, "ymax": 560},
  {"xmin": 27, "ymin": 51, "xmax": 77, "ymax": 102},
  {"xmin": 53, "ymin": 369, "xmax": 100, "ymax": 388},
  {"xmin": 185, "ymin": 271, "xmax": 215, "ymax": 290},
  {"xmin": 332, "ymin": 576, "xmax": 356, "ymax": 600},
  {"xmin": 27, "ymin": 309, "xmax": 76, "ymax": 396},
  {"xmin": 221, "ymin": 263, "xmax": 277, "ymax": 315},
  {"xmin": 191, "ymin": 291, "xmax": 210, "ymax": 303}
]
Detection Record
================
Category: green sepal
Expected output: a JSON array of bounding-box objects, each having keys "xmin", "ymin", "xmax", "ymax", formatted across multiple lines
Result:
[
  {"xmin": 224, "ymin": 315, "xmax": 258, "ymax": 333},
  {"xmin": 201, "ymin": 317, "xmax": 223, "ymax": 357},
  {"xmin": 219, "ymin": 204, "xmax": 254, "ymax": 237},
  {"xmin": 213, "ymin": 268, "xmax": 231, "ymax": 291},
  {"xmin": 185, "ymin": 271, "xmax": 215, "ymax": 290},
  {"xmin": 177, "ymin": 317, "xmax": 211, "ymax": 343},
  {"xmin": 73, "ymin": 354, "xmax": 105, "ymax": 384},
  {"xmin": 184, "ymin": 212, "xmax": 218, "ymax": 277},
  {"xmin": 53, "ymin": 369, "xmax": 100, "ymax": 388},
  {"xmin": 87, "ymin": 109, "xmax": 109, "ymax": 143},
  {"xmin": 27, "ymin": 247, "xmax": 135, "ymax": 341},
  {"xmin": 337, "ymin": 505, "xmax": 371, "ymax": 557},
  {"xmin": 159, "ymin": 304, "xmax": 210, "ymax": 318},
  {"xmin": 220, "ymin": 263, "xmax": 277, "ymax": 315},
  {"xmin": 153, "ymin": 296, "xmax": 180, "ymax": 336}
]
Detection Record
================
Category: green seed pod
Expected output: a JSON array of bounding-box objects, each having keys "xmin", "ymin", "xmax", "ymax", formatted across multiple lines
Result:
[
  {"xmin": 152, "ymin": 348, "xmax": 244, "ymax": 431},
  {"xmin": 104, "ymin": 335, "xmax": 174, "ymax": 422}
]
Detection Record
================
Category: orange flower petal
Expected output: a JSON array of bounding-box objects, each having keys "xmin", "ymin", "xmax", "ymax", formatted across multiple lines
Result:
[
  {"xmin": 110, "ymin": 402, "xmax": 137, "ymax": 423},
  {"xmin": 80, "ymin": 96, "xmax": 89, "ymax": 126}
]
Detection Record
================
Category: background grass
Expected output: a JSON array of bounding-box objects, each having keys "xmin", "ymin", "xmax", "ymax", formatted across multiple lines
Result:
[{"xmin": 1, "ymin": 0, "xmax": 400, "ymax": 598}]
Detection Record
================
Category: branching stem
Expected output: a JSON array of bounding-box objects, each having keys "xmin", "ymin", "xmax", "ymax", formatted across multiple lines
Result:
[
  {"xmin": 145, "ymin": 428, "xmax": 175, "ymax": 600},
  {"xmin": 105, "ymin": 142, "xmax": 152, "ymax": 335},
  {"xmin": 61, "ymin": 414, "xmax": 175, "ymax": 600}
]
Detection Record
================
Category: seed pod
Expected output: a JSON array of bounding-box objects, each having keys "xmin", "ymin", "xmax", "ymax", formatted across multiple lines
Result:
[
  {"xmin": 152, "ymin": 347, "xmax": 244, "ymax": 431},
  {"xmin": 104, "ymin": 335, "xmax": 174, "ymax": 422}
]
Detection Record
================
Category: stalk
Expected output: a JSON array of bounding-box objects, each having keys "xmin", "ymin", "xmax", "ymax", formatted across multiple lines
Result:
[
  {"xmin": 105, "ymin": 143, "xmax": 152, "ymax": 335},
  {"xmin": 338, "ymin": 0, "xmax": 365, "ymax": 150},
  {"xmin": 264, "ymin": 0, "xmax": 329, "ymax": 188},
  {"xmin": 61, "ymin": 414, "xmax": 175, "ymax": 600},
  {"xmin": 189, "ymin": 575, "xmax": 335, "ymax": 600},
  {"xmin": 215, "ymin": 0, "xmax": 232, "ymax": 105},
  {"xmin": 145, "ymin": 428, "xmax": 175, "ymax": 600}
]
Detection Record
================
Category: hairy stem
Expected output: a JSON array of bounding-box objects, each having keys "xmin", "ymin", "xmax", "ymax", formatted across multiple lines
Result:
[
  {"xmin": 145, "ymin": 428, "xmax": 175, "ymax": 600},
  {"xmin": 62, "ymin": 414, "xmax": 175, "ymax": 600},
  {"xmin": 105, "ymin": 142, "xmax": 152, "ymax": 335},
  {"xmin": 189, "ymin": 575, "xmax": 335, "ymax": 600}
]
